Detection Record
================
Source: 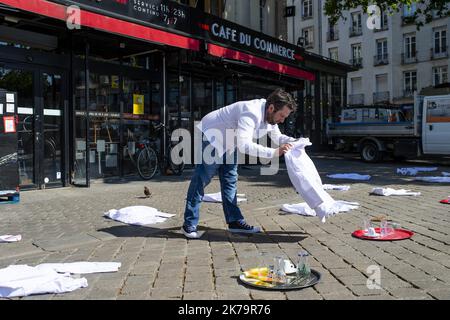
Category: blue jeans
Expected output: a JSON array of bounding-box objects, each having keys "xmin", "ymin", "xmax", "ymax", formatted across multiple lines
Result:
[{"xmin": 183, "ymin": 139, "xmax": 244, "ymax": 228}]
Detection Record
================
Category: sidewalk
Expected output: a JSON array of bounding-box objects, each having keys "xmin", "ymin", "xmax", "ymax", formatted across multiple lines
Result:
[{"xmin": 1, "ymin": 155, "xmax": 449, "ymax": 300}]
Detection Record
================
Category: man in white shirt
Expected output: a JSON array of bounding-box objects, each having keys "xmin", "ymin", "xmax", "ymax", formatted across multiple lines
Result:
[{"xmin": 182, "ymin": 88, "xmax": 297, "ymax": 239}]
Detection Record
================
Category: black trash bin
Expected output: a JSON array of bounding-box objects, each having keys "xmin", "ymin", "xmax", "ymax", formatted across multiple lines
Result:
[{"xmin": 0, "ymin": 89, "xmax": 20, "ymax": 204}]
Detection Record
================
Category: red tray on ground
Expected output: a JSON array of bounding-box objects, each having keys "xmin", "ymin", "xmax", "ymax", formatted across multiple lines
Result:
[
  {"xmin": 440, "ymin": 199, "xmax": 450, "ymax": 204},
  {"xmin": 352, "ymin": 228, "xmax": 414, "ymax": 241}
]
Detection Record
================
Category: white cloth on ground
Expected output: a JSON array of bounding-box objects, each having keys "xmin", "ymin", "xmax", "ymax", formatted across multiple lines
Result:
[
  {"xmin": 371, "ymin": 187, "xmax": 421, "ymax": 196},
  {"xmin": 281, "ymin": 201, "xmax": 359, "ymax": 217},
  {"xmin": 396, "ymin": 167, "xmax": 438, "ymax": 176},
  {"xmin": 284, "ymin": 138, "xmax": 359, "ymax": 222},
  {"xmin": 0, "ymin": 265, "xmax": 88, "ymax": 298},
  {"xmin": 202, "ymin": 192, "xmax": 247, "ymax": 203},
  {"xmin": 415, "ymin": 176, "xmax": 450, "ymax": 183},
  {"xmin": 104, "ymin": 206, "xmax": 175, "ymax": 226},
  {"xmin": 0, "ymin": 234, "xmax": 22, "ymax": 243},
  {"xmin": 35, "ymin": 262, "xmax": 121, "ymax": 274},
  {"xmin": 323, "ymin": 184, "xmax": 350, "ymax": 191},
  {"xmin": 326, "ymin": 173, "xmax": 371, "ymax": 180}
]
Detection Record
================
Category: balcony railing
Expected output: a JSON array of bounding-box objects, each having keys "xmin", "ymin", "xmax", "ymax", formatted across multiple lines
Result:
[
  {"xmin": 302, "ymin": 12, "xmax": 313, "ymax": 19},
  {"xmin": 348, "ymin": 94, "xmax": 364, "ymax": 105},
  {"xmin": 401, "ymin": 15, "xmax": 415, "ymax": 25},
  {"xmin": 374, "ymin": 23, "xmax": 389, "ymax": 32},
  {"xmin": 326, "ymin": 30, "xmax": 339, "ymax": 42},
  {"xmin": 374, "ymin": 53, "xmax": 389, "ymax": 66},
  {"xmin": 401, "ymin": 52, "xmax": 418, "ymax": 64},
  {"xmin": 403, "ymin": 89, "xmax": 416, "ymax": 98},
  {"xmin": 349, "ymin": 26, "xmax": 362, "ymax": 37},
  {"xmin": 373, "ymin": 91, "xmax": 390, "ymax": 103},
  {"xmin": 304, "ymin": 40, "xmax": 314, "ymax": 49},
  {"xmin": 349, "ymin": 57, "xmax": 363, "ymax": 68},
  {"xmin": 431, "ymin": 46, "xmax": 448, "ymax": 59}
]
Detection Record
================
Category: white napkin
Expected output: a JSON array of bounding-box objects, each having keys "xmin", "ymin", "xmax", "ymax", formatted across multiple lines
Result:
[
  {"xmin": 202, "ymin": 192, "xmax": 247, "ymax": 203},
  {"xmin": 323, "ymin": 184, "xmax": 350, "ymax": 191},
  {"xmin": 104, "ymin": 206, "xmax": 175, "ymax": 226},
  {"xmin": 35, "ymin": 262, "xmax": 121, "ymax": 274},
  {"xmin": 397, "ymin": 167, "xmax": 438, "ymax": 176},
  {"xmin": 281, "ymin": 201, "xmax": 359, "ymax": 221},
  {"xmin": 0, "ymin": 265, "xmax": 88, "ymax": 298},
  {"xmin": 371, "ymin": 187, "xmax": 421, "ymax": 196},
  {"xmin": 0, "ymin": 235, "xmax": 22, "ymax": 243},
  {"xmin": 327, "ymin": 173, "xmax": 371, "ymax": 180}
]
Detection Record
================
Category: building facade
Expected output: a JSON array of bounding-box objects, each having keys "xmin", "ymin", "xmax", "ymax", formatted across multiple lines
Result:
[
  {"xmin": 289, "ymin": 0, "xmax": 449, "ymax": 116},
  {"xmin": 0, "ymin": 0, "xmax": 351, "ymax": 190}
]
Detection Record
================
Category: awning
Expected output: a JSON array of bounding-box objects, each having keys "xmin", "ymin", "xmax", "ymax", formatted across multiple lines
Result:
[
  {"xmin": 207, "ymin": 43, "xmax": 315, "ymax": 81},
  {"xmin": 0, "ymin": 0, "xmax": 200, "ymax": 51}
]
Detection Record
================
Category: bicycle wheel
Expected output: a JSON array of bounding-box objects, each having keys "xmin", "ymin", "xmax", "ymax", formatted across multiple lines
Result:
[
  {"xmin": 137, "ymin": 147, "xmax": 158, "ymax": 180},
  {"xmin": 168, "ymin": 145, "xmax": 185, "ymax": 175}
]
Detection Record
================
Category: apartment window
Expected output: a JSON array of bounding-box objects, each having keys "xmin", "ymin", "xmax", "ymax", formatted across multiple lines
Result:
[
  {"xmin": 302, "ymin": 0, "xmax": 313, "ymax": 19},
  {"xmin": 351, "ymin": 43, "xmax": 362, "ymax": 67},
  {"xmin": 433, "ymin": 66, "xmax": 448, "ymax": 85},
  {"xmin": 403, "ymin": 33, "xmax": 417, "ymax": 61},
  {"xmin": 375, "ymin": 39, "xmax": 388, "ymax": 65},
  {"xmin": 376, "ymin": 39, "xmax": 388, "ymax": 57},
  {"xmin": 374, "ymin": 74, "xmax": 389, "ymax": 103},
  {"xmin": 434, "ymin": 27, "xmax": 447, "ymax": 54},
  {"xmin": 376, "ymin": 74, "xmax": 388, "ymax": 92},
  {"xmin": 209, "ymin": 0, "xmax": 224, "ymax": 17},
  {"xmin": 329, "ymin": 47, "xmax": 338, "ymax": 61},
  {"xmin": 352, "ymin": 43, "xmax": 362, "ymax": 59},
  {"xmin": 302, "ymin": 27, "xmax": 314, "ymax": 48},
  {"xmin": 327, "ymin": 19, "xmax": 339, "ymax": 41},
  {"xmin": 404, "ymin": 71, "xmax": 417, "ymax": 95},
  {"xmin": 350, "ymin": 12, "xmax": 362, "ymax": 36},
  {"xmin": 381, "ymin": 11, "xmax": 388, "ymax": 29}
]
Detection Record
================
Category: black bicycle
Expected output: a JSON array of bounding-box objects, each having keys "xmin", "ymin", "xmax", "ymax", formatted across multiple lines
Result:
[{"xmin": 130, "ymin": 122, "xmax": 185, "ymax": 180}]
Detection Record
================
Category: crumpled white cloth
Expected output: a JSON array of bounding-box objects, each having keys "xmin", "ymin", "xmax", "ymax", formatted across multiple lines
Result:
[
  {"xmin": 284, "ymin": 138, "xmax": 359, "ymax": 223},
  {"xmin": 281, "ymin": 201, "xmax": 359, "ymax": 217},
  {"xmin": 415, "ymin": 176, "xmax": 450, "ymax": 183},
  {"xmin": 104, "ymin": 206, "xmax": 175, "ymax": 226},
  {"xmin": 323, "ymin": 184, "xmax": 350, "ymax": 191},
  {"xmin": 396, "ymin": 167, "xmax": 438, "ymax": 176},
  {"xmin": 326, "ymin": 173, "xmax": 371, "ymax": 180},
  {"xmin": 0, "ymin": 235, "xmax": 22, "ymax": 243},
  {"xmin": 35, "ymin": 262, "xmax": 121, "ymax": 274},
  {"xmin": 202, "ymin": 192, "xmax": 247, "ymax": 203},
  {"xmin": 0, "ymin": 265, "xmax": 88, "ymax": 298},
  {"xmin": 371, "ymin": 187, "xmax": 421, "ymax": 196}
]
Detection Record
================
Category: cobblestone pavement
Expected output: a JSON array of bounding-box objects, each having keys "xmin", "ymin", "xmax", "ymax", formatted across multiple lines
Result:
[{"xmin": 1, "ymin": 153, "xmax": 449, "ymax": 300}]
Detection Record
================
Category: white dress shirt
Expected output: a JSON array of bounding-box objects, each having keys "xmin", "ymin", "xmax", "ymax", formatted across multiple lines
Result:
[{"xmin": 197, "ymin": 98, "xmax": 296, "ymax": 158}]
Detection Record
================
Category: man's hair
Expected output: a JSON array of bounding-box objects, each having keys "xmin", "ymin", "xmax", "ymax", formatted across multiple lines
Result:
[{"xmin": 266, "ymin": 88, "xmax": 297, "ymax": 112}]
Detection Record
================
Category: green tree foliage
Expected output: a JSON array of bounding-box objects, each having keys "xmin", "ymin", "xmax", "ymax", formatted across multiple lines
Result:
[{"xmin": 325, "ymin": 0, "xmax": 450, "ymax": 29}]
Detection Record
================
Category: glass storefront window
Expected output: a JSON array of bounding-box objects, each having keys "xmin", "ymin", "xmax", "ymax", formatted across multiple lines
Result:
[
  {"xmin": 192, "ymin": 77, "xmax": 212, "ymax": 121},
  {"xmin": 0, "ymin": 67, "xmax": 34, "ymax": 186},
  {"xmin": 122, "ymin": 77, "xmax": 152, "ymax": 177}
]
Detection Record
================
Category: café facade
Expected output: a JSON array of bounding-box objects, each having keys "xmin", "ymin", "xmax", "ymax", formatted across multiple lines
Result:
[{"xmin": 0, "ymin": 0, "xmax": 353, "ymax": 189}]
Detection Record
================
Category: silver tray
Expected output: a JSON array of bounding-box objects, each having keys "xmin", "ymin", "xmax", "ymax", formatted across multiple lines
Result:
[{"xmin": 238, "ymin": 269, "xmax": 321, "ymax": 290}]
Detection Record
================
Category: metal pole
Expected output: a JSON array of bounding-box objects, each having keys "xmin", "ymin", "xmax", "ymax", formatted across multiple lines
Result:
[{"xmin": 84, "ymin": 40, "xmax": 90, "ymax": 187}]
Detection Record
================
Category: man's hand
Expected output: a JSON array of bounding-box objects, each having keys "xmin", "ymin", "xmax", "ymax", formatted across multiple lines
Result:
[{"xmin": 275, "ymin": 143, "xmax": 293, "ymax": 157}]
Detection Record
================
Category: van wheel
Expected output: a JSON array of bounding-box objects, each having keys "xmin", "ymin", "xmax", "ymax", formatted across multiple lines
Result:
[{"xmin": 361, "ymin": 142, "xmax": 383, "ymax": 163}]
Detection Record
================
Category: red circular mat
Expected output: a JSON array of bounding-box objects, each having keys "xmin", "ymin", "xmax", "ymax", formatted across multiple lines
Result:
[{"xmin": 352, "ymin": 228, "xmax": 414, "ymax": 241}]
